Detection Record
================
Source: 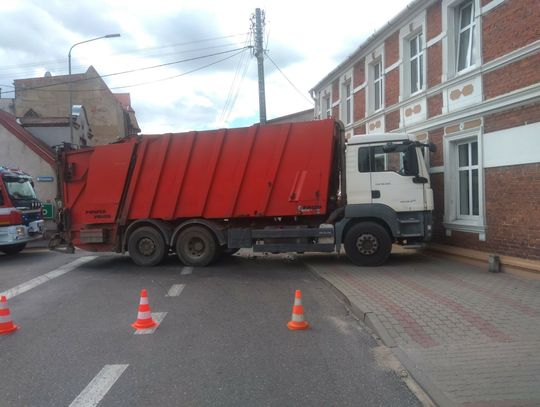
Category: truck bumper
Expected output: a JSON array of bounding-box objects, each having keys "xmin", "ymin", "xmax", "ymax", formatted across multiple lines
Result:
[{"xmin": 0, "ymin": 220, "xmax": 45, "ymax": 246}]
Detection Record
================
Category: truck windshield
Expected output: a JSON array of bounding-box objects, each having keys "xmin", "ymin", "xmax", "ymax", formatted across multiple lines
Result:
[{"xmin": 3, "ymin": 177, "xmax": 37, "ymax": 200}]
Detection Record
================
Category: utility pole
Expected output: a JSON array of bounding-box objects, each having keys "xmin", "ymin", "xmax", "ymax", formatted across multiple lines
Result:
[{"xmin": 253, "ymin": 8, "xmax": 267, "ymax": 124}]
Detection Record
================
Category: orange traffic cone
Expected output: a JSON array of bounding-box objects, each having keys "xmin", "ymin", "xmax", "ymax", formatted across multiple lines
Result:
[
  {"xmin": 132, "ymin": 289, "xmax": 157, "ymax": 330},
  {"xmin": 287, "ymin": 290, "xmax": 309, "ymax": 330},
  {"xmin": 0, "ymin": 295, "xmax": 18, "ymax": 335}
]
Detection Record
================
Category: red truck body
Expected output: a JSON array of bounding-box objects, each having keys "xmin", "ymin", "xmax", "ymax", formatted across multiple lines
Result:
[{"xmin": 61, "ymin": 119, "xmax": 340, "ymax": 252}]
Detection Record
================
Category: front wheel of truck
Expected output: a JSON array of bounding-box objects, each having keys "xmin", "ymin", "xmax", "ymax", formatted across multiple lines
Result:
[
  {"xmin": 344, "ymin": 222, "xmax": 392, "ymax": 267},
  {"xmin": 0, "ymin": 243, "xmax": 26, "ymax": 255},
  {"xmin": 128, "ymin": 226, "xmax": 167, "ymax": 266},
  {"xmin": 175, "ymin": 226, "xmax": 217, "ymax": 267}
]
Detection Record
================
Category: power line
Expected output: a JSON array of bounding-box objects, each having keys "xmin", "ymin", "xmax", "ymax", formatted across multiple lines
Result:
[
  {"xmin": 266, "ymin": 54, "xmax": 314, "ymax": 106},
  {"xmin": 219, "ymin": 32, "xmax": 252, "ymax": 123},
  {"xmin": 0, "ymin": 33, "xmax": 249, "ymax": 73},
  {"xmin": 1, "ymin": 47, "xmax": 251, "ymax": 95}
]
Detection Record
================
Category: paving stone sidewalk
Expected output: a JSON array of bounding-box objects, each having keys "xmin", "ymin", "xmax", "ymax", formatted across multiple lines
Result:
[{"xmin": 304, "ymin": 251, "xmax": 540, "ymax": 407}]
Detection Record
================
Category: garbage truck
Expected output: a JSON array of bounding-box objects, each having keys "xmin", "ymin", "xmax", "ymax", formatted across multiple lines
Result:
[
  {"xmin": 0, "ymin": 166, "xmax": 44, "ymax": 254},
  {"xmin": 50, "ymin": 119, "xmax": 435, "ymax": 266}
]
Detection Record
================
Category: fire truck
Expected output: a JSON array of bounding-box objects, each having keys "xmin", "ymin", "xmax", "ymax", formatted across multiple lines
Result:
[{"xmin": 0, "ymin": 166, "xmax": 44, "ymax": 255}]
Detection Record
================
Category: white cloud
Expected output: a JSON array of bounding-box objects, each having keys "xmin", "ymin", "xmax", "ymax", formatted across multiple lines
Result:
[{"xmin": 1, "ymin": 0, "xmax": 412, "ymax": 133}]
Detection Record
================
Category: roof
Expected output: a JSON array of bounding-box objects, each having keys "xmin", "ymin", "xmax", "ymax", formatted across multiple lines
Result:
[
  {"xmin": 347, "ymin": 133, "xmax": 415, "ymax": 145},
  {"xmin": 311, "ymin": 0, "xmax": 429, "ymax": 93},
  {"xmin": 114, "ymin": 93, "xmax": 133, "ymax": 112},
  {"xmin": 0, "ymin": 110, "xmax": 55, "ymax": 166},
  {"xmin": 266, "ymin": 108, "xmax": 315, "ymax": 124}
]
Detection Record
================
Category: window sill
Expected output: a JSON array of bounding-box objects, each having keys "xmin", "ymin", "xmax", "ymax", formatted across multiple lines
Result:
[{"xmin": 443, "ymin": 220, "xmax": 486, "ymax": 240}]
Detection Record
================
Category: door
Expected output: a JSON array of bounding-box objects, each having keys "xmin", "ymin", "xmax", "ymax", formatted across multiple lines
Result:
[{"xmin": 369, "ymin": 142, "xmax": 426, "ymax": 212}]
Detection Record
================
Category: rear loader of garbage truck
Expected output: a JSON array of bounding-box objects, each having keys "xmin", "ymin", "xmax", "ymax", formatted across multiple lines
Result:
[{"xmin": 51, "ymin": 118, "xmax": 435, "ymax": 267}]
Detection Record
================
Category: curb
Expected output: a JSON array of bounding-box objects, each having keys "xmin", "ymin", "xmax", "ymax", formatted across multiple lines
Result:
[
  {"xmin": 304, "ymin": 260, "xmax": 451, "ymax": 407},
  {"xmin": 305, "ymin": 263, "xmax": 396, "ymax": 348}
]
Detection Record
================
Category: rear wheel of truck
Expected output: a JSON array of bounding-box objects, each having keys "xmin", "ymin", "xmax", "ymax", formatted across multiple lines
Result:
[
  {"xmin": 344, "ymin": 222, "xmax": 392, "ymax": 267},
  {"xmin": 0, "ymin": 243, "xmax": 26, "ymax": 255},
  {"xmin": 176, "ymin": 226, "xmax": 217, "ymax": 267},
  {"xmin": 128, "ymin": 226, "xmax": 167, "ymax": 266}
]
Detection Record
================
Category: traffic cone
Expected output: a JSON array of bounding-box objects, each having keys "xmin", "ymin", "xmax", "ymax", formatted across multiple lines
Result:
[
  {"xmin": 0, "ymin": 295, "xmax": 18, "ymax": 335},
  {"xmin": 287, "ymin": 290, "xmax": 309, "ymax": 330},
  {"xmin": 132, "ymin": 289, "xmax": 157, "ymax": 330}
]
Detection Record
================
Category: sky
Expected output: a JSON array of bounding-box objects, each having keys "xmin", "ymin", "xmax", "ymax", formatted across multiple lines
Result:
[{"xmin": 0, "ymin": 0, "xmax": 412, "ymax": 134}]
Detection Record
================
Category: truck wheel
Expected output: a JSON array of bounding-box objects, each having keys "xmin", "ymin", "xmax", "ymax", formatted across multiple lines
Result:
[
  {"xmin": 176, "ymin": 226, "xmax": 217, "ymax": 267},
  {"xmin": 344, "ymin": 222, "xmax": 392, "ymax": 267},
  {"xmin": 0, "ymin": 243, "xmax": 26, "ymax": 255},
  {"xmin": 128, "ymin": 226, "xmax": 166, "ymax": 266}
]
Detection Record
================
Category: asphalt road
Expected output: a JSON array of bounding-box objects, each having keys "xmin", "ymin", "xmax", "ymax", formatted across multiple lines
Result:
[{"xmin": 0, "ymin": 248, "xmax": 421, "ymax": 406}]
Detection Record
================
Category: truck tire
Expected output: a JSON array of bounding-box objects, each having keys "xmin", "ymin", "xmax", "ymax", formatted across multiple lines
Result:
[
  {"xmin": 175, "ymin": 226, "xmax": 217, "ymax": 267},
  {"xmin": 0, "ymin": 243, "xmax": 26, "ymax": 255},
  {"xmin": 128, "ymin": 226, "xmax": 166, "ymax": 266},
  {"xmin": 344, "ymin": 222, "xmax": 392, "ymax": 267}
]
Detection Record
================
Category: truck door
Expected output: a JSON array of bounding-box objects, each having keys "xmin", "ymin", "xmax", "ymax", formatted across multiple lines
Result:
[
  {"xmin": 369, "ymin": 142, "xmax": 426, "ymax": 212},
  {"xmin": 345, "ymin": 144, "xmax": 372, "ymax": 204}
]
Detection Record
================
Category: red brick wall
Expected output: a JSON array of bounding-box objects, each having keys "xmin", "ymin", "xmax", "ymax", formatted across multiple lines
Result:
[
  {"xmin": 428, "ymin": 128, "xmax": 444, "ymax": 167},
  {"xmin": 427, "ymin": 42, "xmax": 442, "ymax": 88},
  {"xmin": 431, "ymin": 164, "xmax": 540, "ymax": 260},
  {"xmin": 332, "ymin": 79, "xmax": 340, "ymax": 103},
  {"xmin": 482, "ymin": 0, "xmax": 540, "ymax": 63},
  {"xmin": 385, "ymin": 69, "xmax": 399, "ymax": 107},
  {"xmin": 354, "ymin": 124, "xmax": 366, "ymax": 135},
  {"xmin": 353, "ymin": 89, "xmax": 366, "ymax": 122},
  {"xmin": 385, "ymin": 109, "xmax": 400, "ymax": 131},
  {"xmin": 483, "ymin": 164, "xmax": 540, "ymax": 259},
  {"xmin": 353, "ymin": 58, "xmax": 365, "ymax": 88},
  {"xmin": 483, "ymin": 52, "xmax": 540, "ymax": 99},
  {"xmin": 427, "ymin": 93, "xmax": 443, "ymax": 118},
  {"xmin": 385, "ymin": 31, "xmax": 400, "ymax": 68},
  {"xmin": 426, "ymin": 1, "xmax": 442, "ymax": 41},
  {"xmin": 484, "ymin": 102, "xmax": 540, "ymax": 133},
  {"xmin": 332, "ymin": 105, "xmax": 339, "ymax": 120}
]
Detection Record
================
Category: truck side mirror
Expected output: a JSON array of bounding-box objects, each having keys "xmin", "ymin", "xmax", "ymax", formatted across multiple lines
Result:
[
  {"xmin": 404, "ymin": 148, "xmax": 419, "ymax": 176},
  {"xmin": 428, "ymin": 142, "xmax": 437, "ymax": 153}
]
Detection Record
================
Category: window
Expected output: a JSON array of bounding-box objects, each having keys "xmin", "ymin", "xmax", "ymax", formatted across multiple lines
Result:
[
  {"xmin": 343, "ymin": 82, "xmax": 352, "ymax": 124},
  {"xmin": 324, "ymin": 95, "xmax": 331, "ymax": 118},
  {"xmin": 456, "ymin": 1, "xmax": 475, "ymax": 72},
  {"xmin": 444, "ymin": 131, "xmax": 485, "ymax": 236},
  {"xmin": 358, "ymin": 144, "xmax": 418, "ymax": 176},
  {"xmin": 409, "ymin": 33, "xmax": 424, "ymax": 94},
  {"xmin": 373, "ymin": 61, "xmax": 383, "ymax": 111},
  {"xmin": 457, "ymin": 140, "xmax": 479, "ymax": 217}
]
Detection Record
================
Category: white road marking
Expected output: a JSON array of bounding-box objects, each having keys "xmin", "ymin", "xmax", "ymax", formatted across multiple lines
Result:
[
  {"xmin": 0, "ymin": 256, "xmax": 98, "ymax": 300},
  {"xmin": 180, "ymin": 267, "xmax": 193, "ymax": 275},
  {"xmin": 69, "ymin": 364, "xmax": 128, "ymax": 407},
  {"xmin": 166, "ymin": 284, "xmax": 185, "ymax": 297},
  {"xmin": 134, "ymin": 312, "xmax": 167, "ymax": 335}
]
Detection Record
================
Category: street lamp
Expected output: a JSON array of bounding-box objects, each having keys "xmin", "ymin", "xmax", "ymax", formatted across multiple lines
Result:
[{"xmin": 68, "ymin": 33, "xmax": 121, "ymax": 145}]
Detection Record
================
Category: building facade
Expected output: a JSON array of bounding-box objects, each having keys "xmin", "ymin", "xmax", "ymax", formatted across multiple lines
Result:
[
  {"xmin": 14, "ymin": 66, "xmax": 140, "ymax": 145},
  {"xmin": 311, "ymin": 0, "xmax": 540, "ymax": 261}
]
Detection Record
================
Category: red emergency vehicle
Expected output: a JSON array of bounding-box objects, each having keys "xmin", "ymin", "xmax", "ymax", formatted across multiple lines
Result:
[{"xmin": 0, "ymin": 167, "xmax": 44, "ymax": 254}]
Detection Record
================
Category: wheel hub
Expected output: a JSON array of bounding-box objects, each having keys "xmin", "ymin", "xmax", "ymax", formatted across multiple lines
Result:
[
  {"xmin": 356, "ymin": 234, "xmax": 379, "ymax": 255},
  {"xmin": 138, "ymin": 237, "xmax": 156, "ymax": 256},
  {"xmin": 188, "ymin": 238, "xmax": 205, "ymax": 257}
]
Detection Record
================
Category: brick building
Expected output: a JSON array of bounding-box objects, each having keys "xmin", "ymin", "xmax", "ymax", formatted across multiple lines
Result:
[
  {"xmin": 14, "ymin": 66, "xmax": 140, "ymax": 146},
  {"xmin": 311, "ymin": 0, "xmax": 540, "ymax": 262}
]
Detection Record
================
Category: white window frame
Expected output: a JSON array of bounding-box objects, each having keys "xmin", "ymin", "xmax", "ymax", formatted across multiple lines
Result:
[
  {"xmin": 456, "ymin": 1, "xmax": 476, "ymax": 72},
  {"xmin": 342, "ymin": 80, "xmax": 353, "ymax": 125},
  {"xmin": 442, "ymin": 0, "xmax": 481, "ymax": 80},
  {"xmin": 443, "ymin": 129, "xmax": 485, "ymax": 237},
  {"xmin": 373, "ymin": 60, "xmax": 384, "ymax": 112},
  {"xmin": 409, "ymin": 32, "xmax": 424, "ymax": 95}
]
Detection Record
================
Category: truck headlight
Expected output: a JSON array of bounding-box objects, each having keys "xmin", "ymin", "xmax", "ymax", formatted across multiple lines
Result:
[{"xmin": 16, "ymin": 226, "xmax": 25, "ymax": 237}]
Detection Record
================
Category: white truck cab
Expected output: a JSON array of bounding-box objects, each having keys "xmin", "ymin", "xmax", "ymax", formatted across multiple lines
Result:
[{"xmin": 335, "ymin": 133, "xmax": 435, "ymax": 266}]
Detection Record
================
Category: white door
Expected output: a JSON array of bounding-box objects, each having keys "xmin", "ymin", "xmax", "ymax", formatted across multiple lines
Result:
[
  {"xmin": 369, "ymin": 143, "xmax": 426, "ymax": 212},
  {"xmin": 345, "ymin": 144, "xmax": 372, "ymax": 205}
]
